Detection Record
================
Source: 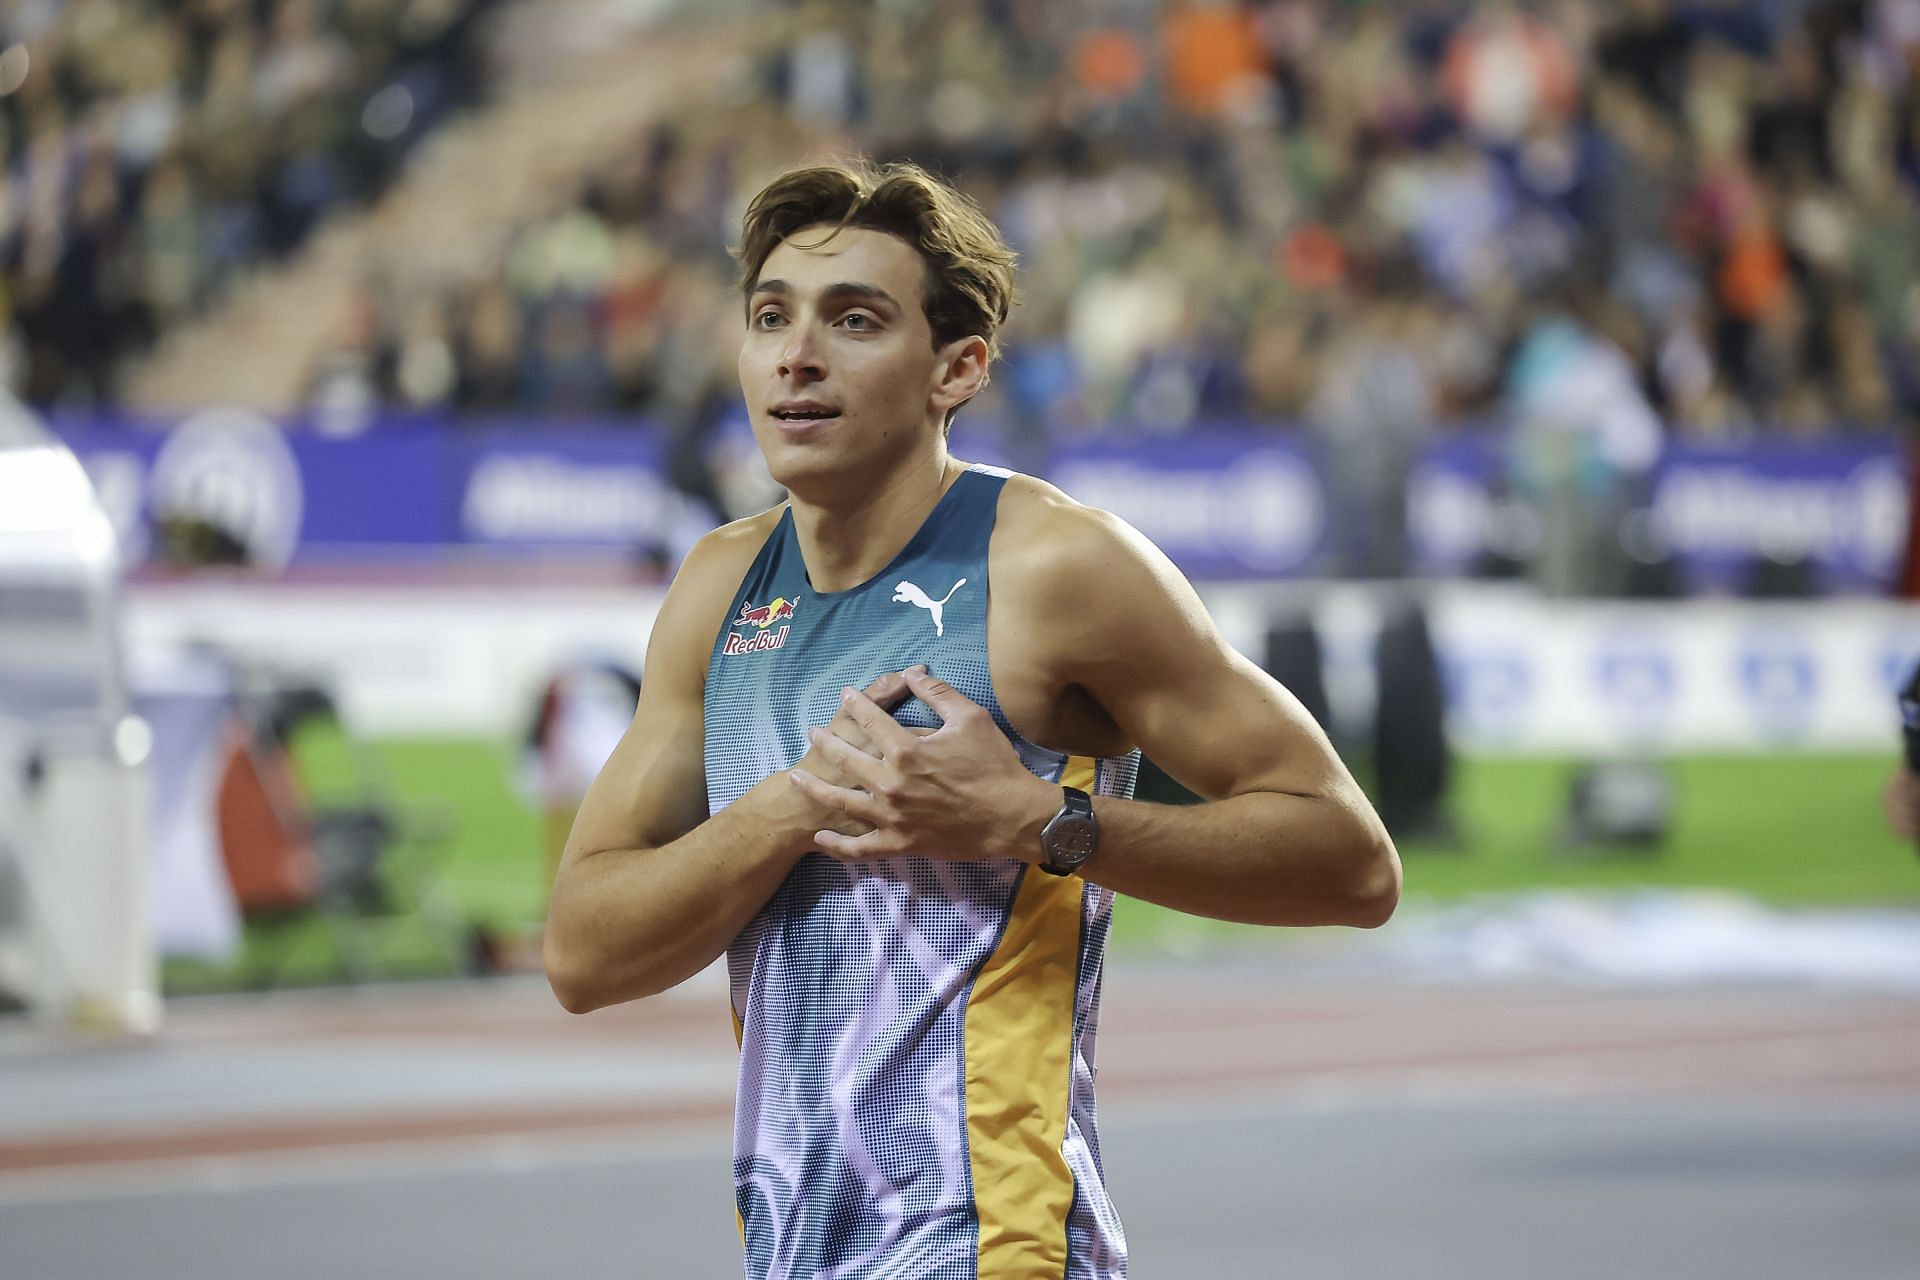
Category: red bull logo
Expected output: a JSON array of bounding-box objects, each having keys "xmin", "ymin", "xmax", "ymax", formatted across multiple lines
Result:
[
  {"xmin": 723, "ymin": 597, "xmax": 796, "ymax": 656},
  {"xmin": 734, "ymin": 597, "xmax": 796, "ymax": 630}
]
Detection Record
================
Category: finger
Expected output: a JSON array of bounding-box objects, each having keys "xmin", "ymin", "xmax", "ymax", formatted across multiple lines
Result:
[
  {"xmin": 861, "ymin": 670, "xmax": 913, "ymax": 712},
  {"xmin": 1886, "ymin": 776, "xmax": 1911, "ymax": 838},
  {"xmin": 902, "ymin": 665, "xmax": 981, "ymax": 727},
  {"xmin": 814, "ymin": 827, "xmax": 899, "ymax": 861},
  {"xmin": 825, "ymin": 673, "xmax": 917, "ymax": 753},
  {"xmin": 826, "ymin": 696, "xmax": 929, "ymax": 753},
  {"xmin": 789, "ymin": 766, "xmax": 881, "ymax": 823},
  {"xmin": 807, "ymin": 724, "xmax": 883, "ymax": 784},
  {"xmin": 1890, "ymin": 776, "xmax": 1920, "ymax": 840},
  {"xmin": 822, "ymin": 702, "xmax": 875, "ymax": 755},
  {"xmin": 839, "ymin": 685, "xmax": 917, "ymax": 755}
]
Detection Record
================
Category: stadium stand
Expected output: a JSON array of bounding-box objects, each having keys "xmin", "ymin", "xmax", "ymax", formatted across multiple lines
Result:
[
  {"xmin": 0, "ymin": 0, "xmax": 505, "ymax": 409},
  {"xmin": 5, "ymin": 0, "xmax": 1915, "ymax": 451}
]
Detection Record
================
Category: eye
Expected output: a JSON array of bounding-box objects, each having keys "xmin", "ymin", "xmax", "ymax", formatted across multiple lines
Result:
[
  {"xmin": 754, "ymin": 308, "xmax": 784, "ymax": 329},
  {"xmin": 838, "ymin": 312, "xmax": 875, "ymax": 331}
]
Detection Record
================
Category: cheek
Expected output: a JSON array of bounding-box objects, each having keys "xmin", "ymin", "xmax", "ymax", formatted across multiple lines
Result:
[{"xmin": 737, "ymin": 339, "xmax": 762, "ymax": 382}]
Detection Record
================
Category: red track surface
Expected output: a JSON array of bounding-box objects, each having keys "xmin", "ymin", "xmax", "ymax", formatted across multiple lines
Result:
[{"xmin": 4, "ymin": 972, "xmax": 1917, "ymax": 1178}]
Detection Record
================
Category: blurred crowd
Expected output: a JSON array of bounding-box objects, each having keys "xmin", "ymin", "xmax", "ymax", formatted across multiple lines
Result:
[
  {"xmin": 9, "ymin": 0, "xmax": 1920, "ymax": 465},
  {"xmin": 315, "ymin": 0, "xmax": 1920, "ymax": 457},
  {"xmin": 0, "ymin": 0, "xmax": 497, "ymax": 408}
]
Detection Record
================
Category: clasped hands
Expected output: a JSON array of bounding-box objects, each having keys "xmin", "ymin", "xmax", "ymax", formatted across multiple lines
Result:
[{"xmin": 788, "ymin": 665, "xmax": 1051, "ymax": 864}]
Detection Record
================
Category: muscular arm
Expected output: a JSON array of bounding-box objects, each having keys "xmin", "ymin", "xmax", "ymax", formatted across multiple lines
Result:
[
  {"xmin": 999, "ymin": 492, "xmax": 1400, "ymax": 928},
  {"xmin": 794, "ymin": 488, "xmax": 1401, "ymax": 926},
  {"xmin": 543, "ymin": 521, "xmax": 891, "ymax": 1013}
]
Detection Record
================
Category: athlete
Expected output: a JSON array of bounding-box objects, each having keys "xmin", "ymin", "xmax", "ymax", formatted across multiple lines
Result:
[{"xmin": 544, "ymin": 159, "xmax": 1401, "ymax": 1279}]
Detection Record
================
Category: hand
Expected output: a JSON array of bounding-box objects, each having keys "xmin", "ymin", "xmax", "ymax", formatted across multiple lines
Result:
[
  {"xmin": 791, "ymin": 670, "xmax": 915, "ymax": 839},
  {"xmin": 1884, "ymin": 766, "xmax": 1920, "ymax": 842},
  {"xmin": 788, "ymin": 666, "xmax": 1056, "ymax": 863}
]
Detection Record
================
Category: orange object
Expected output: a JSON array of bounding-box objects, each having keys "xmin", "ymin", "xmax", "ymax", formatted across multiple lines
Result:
[
  {"xmin": 217, "ymin": 725, "xmax": 320, "ymax": 912},
  {"xmin": 1280, "ymin": 225, "xmax": 1345, "ymax": 291},
  {"xmin": 1163, "ymin": 4, "xmax": 1268, "ymax": 116},
  {"xmin": 1716, "ymin": 224, "xmax": 1788, "ymax": 321},
  {"xmin": 1075, "ymin": 30, "xmax": 1146, "ymax": 99}
]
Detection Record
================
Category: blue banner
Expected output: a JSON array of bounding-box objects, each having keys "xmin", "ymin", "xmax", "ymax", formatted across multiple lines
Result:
[
  {"xmin": 1408, "ymin": 433, "xmax": 1907, "ymax": 593},
  {"xmin": 50, "ymin": 412, "xmax": 1908, "ymax": 591},
  {"xmin": 1049, "ymin": 432, "xmax": 1327, "ymax": 578}
]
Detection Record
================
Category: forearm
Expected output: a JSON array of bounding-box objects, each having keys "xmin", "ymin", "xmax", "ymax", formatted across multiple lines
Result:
[
  {"xmin": 544, "ymin": 779, "xmax": 810, "ymax": 1012},
  {"xmin": 1010, "ymin": 782, "xmax": 1400, "ymax": 928}
]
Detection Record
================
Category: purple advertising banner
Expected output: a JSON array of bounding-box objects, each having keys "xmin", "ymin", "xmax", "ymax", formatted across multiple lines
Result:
[
  {"xmin": 1409, "ymin": 434, "xmax": 1906, "ymax": 593},
  {"xmin": 51, "ymin": 414, "xmax": 1907, "ymax": 591}
]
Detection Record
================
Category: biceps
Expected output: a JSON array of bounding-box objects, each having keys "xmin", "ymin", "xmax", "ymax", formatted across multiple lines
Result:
[
  {"xmin": 1097, "ymin": 639, "xmax": 1342, "ymax": 803},
  {"xmin": 563, "ymin": 696, "xmax": 709, "ymax": 864}
]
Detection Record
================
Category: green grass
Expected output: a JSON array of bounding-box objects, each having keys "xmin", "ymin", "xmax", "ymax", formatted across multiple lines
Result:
[
  {"xmin": 1113, "ymin": 752, "xmax": 1920, "ymax": 949},
  {"xmin": 162, "ymin": 740, "xmax": 1920, "ymax": 989},
  {"xmin": 1428, "ymin": 754, "xmax": 1918, "ymax": 901}
]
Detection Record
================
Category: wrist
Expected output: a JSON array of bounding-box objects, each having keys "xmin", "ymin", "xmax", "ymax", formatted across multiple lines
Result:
[
  {"xmin": 750, "ymin": 771, "xmax": 828, "ymax": 862},
  {"xmin": 1004, "ymin": 774, "xmax": 1065, "ymax": 865}
]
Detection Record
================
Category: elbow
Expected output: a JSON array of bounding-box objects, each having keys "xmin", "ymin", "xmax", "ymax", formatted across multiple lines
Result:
[
  {"xmin": 548, "ymin": 979, "xmax": 602, "ymax": 1017},
  {"xmin": 543, "ymin": 922, "xmax": 679, "ymax": 1013},
  {"xmin": 1346, "ymin": 830, "xmax": 1402, "ymax": 929},
  {"xmin": 543, "ymin": 932, "xmax": 612, "ymax": 1015}
]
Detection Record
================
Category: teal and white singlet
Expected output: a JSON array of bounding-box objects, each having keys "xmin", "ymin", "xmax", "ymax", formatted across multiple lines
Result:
[{"xmin": 704, "ymin": 464, "xmax": 1139, "ymax": 1280}]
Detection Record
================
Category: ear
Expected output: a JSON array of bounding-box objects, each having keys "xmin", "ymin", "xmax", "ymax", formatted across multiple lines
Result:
[{"xmin": 929, "ymin": 334, "xmax": 990, "ymax": 421}]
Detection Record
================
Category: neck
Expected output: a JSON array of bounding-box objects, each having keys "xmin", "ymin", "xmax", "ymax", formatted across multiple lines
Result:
[{"xmin": 788, "ymin": 447, "xmax": 961, "ymax": 594}]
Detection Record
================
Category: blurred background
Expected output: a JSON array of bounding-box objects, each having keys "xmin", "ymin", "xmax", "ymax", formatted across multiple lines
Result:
[{"xmin": 2, "ymin": 0, "xmax": 1918, "ymax": 1276}]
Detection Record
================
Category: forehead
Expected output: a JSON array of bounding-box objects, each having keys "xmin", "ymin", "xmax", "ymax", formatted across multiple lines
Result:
[{"xmin": 753, "ymin": 224, "xmax": 926, "ymax": 306}]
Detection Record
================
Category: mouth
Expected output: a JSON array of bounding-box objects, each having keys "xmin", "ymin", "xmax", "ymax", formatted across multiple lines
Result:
[{"xmin": 768, "ymin": 406, "xmax": 842, "ymax": 424}]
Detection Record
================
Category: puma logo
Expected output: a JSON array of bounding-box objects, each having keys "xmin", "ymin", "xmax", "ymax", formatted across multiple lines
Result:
[{"xmin": 892, "ymin": 577, "xmax": 967, "ymax": 638}]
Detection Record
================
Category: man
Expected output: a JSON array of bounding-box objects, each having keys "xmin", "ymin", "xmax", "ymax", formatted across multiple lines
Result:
[
  {"xmin": 1885, "ymin": 657, "xmax": 1920, "ymax": 847},
  {"xmin": 545, "ymin": 159, "xmax": 1401, "ymax": 1280}
]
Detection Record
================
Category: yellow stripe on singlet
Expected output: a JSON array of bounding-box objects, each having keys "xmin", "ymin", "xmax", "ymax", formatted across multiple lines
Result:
[
  {"xmin": 731, "ymin": 1006, "xmax": 745, "ymax": 1246},
  {"xmin": 964, "ymin": 755, "xmax": 1096, "ymax": 1277}
]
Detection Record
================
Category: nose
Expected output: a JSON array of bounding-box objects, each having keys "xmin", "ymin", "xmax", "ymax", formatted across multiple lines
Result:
[{"xmin": 778, "ymin": 323, "xmax": 825, "ymax": 383}]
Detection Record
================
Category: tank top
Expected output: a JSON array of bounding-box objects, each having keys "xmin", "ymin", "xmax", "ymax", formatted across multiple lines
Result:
[{"xmin": 703, "ymin": 463, "xmax": 1140, "ymax": 1280}]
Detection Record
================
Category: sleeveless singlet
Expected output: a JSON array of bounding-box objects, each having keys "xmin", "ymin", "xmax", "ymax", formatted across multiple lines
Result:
[{"xmin": 703, "ymin": 463, "xmax": 1140, "ymax": 1280}]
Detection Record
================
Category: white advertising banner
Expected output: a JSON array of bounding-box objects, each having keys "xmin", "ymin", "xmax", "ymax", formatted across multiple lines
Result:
[
  {"xmin": 124, "ymin": 580, "xmax": 1919, "ymax": 754},
  {"xmin": 1424, "ymin": 591, "xmax": 1920, "ymax": 754},
  {"xmin": 125, "ymin": 582, "xmax": 664, "ymax": 738},
  {"xmin": 1206, "ymin": 583, "xmax": 1919, "ymax": 756}
]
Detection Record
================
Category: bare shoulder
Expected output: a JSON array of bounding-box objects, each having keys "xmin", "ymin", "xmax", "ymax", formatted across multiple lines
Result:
[
  {"xmin": 990, "ymin": 471, "xmax": 1221, "ymax": 690},
  {"xmin": 995, "ymin": 473, "xmax": 1127, "ymax": 568},
  {"xmin": 686, "ymin": 503, "xmax": 787, "ymax": 575},
  {"xmin": 651, "ymin": 504, "xmax": 788, "ymax": 682},
  {"xmin": 992, "ymin": 472, "xmax": 1184, "ymax": 605}
]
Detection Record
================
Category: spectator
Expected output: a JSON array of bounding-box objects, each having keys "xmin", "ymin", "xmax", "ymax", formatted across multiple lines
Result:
[
  {"xmin": 1309, "ymin": 287, "xmax": 1435, "ymax": 578},
  {"xmin": 0, "ymin": 0, "xmax": 501, "ymax": 410},
  {"xmin": 6, "ymin": 0, "xmax": 1917, "ymax": 467}
]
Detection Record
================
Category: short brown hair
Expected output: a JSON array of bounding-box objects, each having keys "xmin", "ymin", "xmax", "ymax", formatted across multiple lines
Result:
[{"xmin": 736, "ymin": 158, "xmax": 1018, "ymax": 371}]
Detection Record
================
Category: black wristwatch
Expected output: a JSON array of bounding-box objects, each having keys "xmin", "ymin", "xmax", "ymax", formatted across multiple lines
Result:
[{"xmin": 1038, "ymin": 785, "xmax": 1098, "ymax": 877}]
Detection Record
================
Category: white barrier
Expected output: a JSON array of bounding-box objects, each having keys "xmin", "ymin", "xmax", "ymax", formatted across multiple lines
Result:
[
  {"xmin": 1424, "ymin": 590, "xmax": 1918, "ymax": 753},
  {"xmin": 125, "ymin": 581, "xmax": 663, "ymax": 738},
  {"xmin": 1174, "ymin": 583, "xmax": 1914, "ymax": 756},
  {"xmin": 1, "ymin": 717, "xmax": 158, "ymax": 1032},
  {"xmin": 123, "ymin": 579, "xmax": 1917, "ymax": 753}
]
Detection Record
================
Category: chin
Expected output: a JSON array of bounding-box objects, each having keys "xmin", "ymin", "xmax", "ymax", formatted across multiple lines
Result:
[{"xmin": 758, "ymin": 439, "xmax": 844, "ymax": 494}]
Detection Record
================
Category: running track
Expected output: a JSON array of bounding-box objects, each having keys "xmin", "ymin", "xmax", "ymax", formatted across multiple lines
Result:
[{"xmin": 3, "ymin": 960, "xmax": 1917, "ymax": 1278}]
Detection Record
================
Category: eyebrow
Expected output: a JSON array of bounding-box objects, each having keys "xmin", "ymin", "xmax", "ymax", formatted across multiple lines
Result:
[{"xmin": 748, "ymin": 279, "xmax": 903, "ymax": 313}]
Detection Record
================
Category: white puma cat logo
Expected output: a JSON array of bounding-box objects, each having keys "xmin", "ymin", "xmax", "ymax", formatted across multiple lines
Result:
[{"xmin": 892, "ymin": 577, "xmax": 967, "ymax": 638}]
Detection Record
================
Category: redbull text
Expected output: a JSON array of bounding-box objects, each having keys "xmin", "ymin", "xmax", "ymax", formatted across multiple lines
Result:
[{"xmin": 723, "ymin": 625, "xmax": 790, "ymax": 656}]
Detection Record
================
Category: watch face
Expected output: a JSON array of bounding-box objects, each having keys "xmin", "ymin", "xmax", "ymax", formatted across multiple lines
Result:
[{"xmin": 1048, "ymin": 818, "xmax": 1097, "ymax": 864}]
